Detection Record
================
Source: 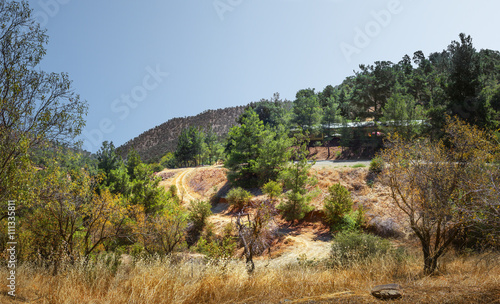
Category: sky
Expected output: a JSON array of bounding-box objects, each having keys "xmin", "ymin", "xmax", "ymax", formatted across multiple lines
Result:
[{"xmin": 25, "ymin": 0, "xmax": 500, "ymax": 153}]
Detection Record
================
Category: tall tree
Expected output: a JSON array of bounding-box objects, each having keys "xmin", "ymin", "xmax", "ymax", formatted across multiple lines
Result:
[
  {"xmin": 174, "ymin": 126, "xmax": 205, "ymax": 167},
  {"xmin": 0, "ymin": 1, "xmax": 87, "ymax": 200},
  {"xmin": 381, "ymin": 92, "xmax": 425, "ymax": 139},
  {"xmin": 322, "ymin": 96, "xmax": 342, "ymax": 157},
  {"xmin": 96, "ymin": 141, "xmax": 121, "ymax": 176},
  {"xmin": 350, "ymin": 61, "xmax": 396, "ymax": 120},
  {"xmin": 292, "ymin": 88, "xmax": 323, "ymax": 131},
  {"xmin": 446, "ymin": 33, "xmax": 483, "ymax": 126},
  {"xmin": 225, "ymin": 109, "xmax": 292, "ymax": 187}
]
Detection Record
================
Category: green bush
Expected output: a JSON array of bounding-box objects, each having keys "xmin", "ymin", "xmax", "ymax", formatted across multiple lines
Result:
[
  {"xmin": 351, "ymin": 164, "xmax": 366, "ymax": 168},
  {"xmin": 369, "ymin": 156, "xmax": 384, "ymax": 173},
  {"xmin": 330, "ymin": 231, "xmax": 392, "ymax": 267},
  {"xmin": 323, "ymin": 183, "xmax": 353, "ymax": 226},
  {"xmin": 196, "ymin": 223, "xmax": 236, "ymax": 260},
  {"xmin": 227, "ymin": 187, "xmax": 252, "ymax": 209},
  {"xmin": 188, "ymin": 200, "xmax": 213, "ymax": 231},
  {"xmin": 261, "ymin": 181, "xmax": 282, "ymax": 201},
  {"xmin": 331, "ymin": 208, "xmax": 365, "ymax": 232}
]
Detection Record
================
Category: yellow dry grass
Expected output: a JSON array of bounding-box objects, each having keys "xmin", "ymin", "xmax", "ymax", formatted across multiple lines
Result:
[{"xmin": 1, "ymin": 252, "xmax": 498, "ymax": 303}]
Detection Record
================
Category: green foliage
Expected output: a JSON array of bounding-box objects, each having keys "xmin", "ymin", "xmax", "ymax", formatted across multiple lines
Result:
[
  {"xmin": 196, "ymin": 223, "xmax": 236, "ymax": 260},
  {"xmin": 149, "ymin": 163, "xmax": 163, "ymax": 173},
  {"xmin": 19, "ymin": 151, "xmax": 127, "ymax": 269},
  {"xmin": 249, "ymin": 93, "xmax": 293, "ymax": 128},
  {"xmin": 188, "ymin": 200, "xmax": 213, "ymax": 232},
  {"xmin": 323, "ymin": 183, "xmax": 353, "ymax": 226},
  {"xmin": 261, "ymin": 181, "xmax": 282, "ymax": 201},
  {"xmin": 160, "ymin": 152, "xmax": 177, "ymax": 169},
  {"xmin": 97, "ymin": 141, "xmax": 122, "ymax": 176},
  {"xmin": 369, "ymin": 156, "xmax": 384, "ymax": 173},
  {"xmin": 204, "ymin": 127, "xmax": 225, "ymax": 165},
  {"xmin": 175, "ymin": 126, "xmax": 205, "ymax": 167},
  {"xmin": 128, "ymin": 163, "xmax": 164, "ymax": 214},
  {"xmin": 127, "ymin": 149, "xmax": 142, "ymax": 180},
  {"xmin": 350, "ymin": 61, "xmax": 396, "ymax": 121},
  {"xmin": 105, "ymin": 164, "xmax": 131, "ymax": 196},
  {"xmin": 293, "ymin": 88, "xmax": 323, "ymax": 131},
  {"xmin": 277, "ymin": 146, "xmax": 318, "ymax": 221},
  {"xmin": 0, "ymin": 0, "xmax": 87, "ymax": 201},
  {"xmin": 331, "ymin": 209, "xmax": 365, "ymax": 232},
  {"xmin": 351, "ymin": 164, "xmax": 366, "ymax": 168},
  {"xmin": 330, "ymin": 231, "xmax": 393, "ymax": 267},
  {"xmin": 225, "ymin": 108, "xmax": 292, "ymax": 187},
  {"xmin": 226, "ymin": 187, "xmax": 252, "ymax": 209},
  {"xmin": 381, "ymin": 92, "xmax": 425, "ymax": 138},
  {"xmin": 322, "ymin": 96, "xmax": 342, "ymax": 138}
]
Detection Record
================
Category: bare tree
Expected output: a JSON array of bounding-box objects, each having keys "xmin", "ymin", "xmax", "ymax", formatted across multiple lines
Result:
[
  {"xmin": 235, "ymin": 200, "xmax": 277, "ymax": 273},
  {"xmin": 380, "ymin": 116, "xmax": 497, "ymax": 275}
]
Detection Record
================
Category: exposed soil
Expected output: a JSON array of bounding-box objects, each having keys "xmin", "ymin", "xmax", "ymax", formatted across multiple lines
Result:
[
  {"xmin": 307, "ymin": 146, "xmax": 377, "ymax": 161},
  {"xmin": 160, "ymin": 165, "xmax": 410, "ymax": 270}
]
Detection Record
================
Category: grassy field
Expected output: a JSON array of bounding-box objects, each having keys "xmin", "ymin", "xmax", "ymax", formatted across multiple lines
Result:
[{"xmin": 1, "ymin": 250, "xmax": 498, "ymax": 303}]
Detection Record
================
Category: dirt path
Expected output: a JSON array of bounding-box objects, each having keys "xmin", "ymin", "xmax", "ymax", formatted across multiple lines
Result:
[
  {"xmin": 172, "ymin": 168, "xmax": 201, "ymax": 203},
  {"xmin": 164, "ymin": 166, "xmax": 333, "ymax": 267},
  {"xmin": 312, "ymin": 160, "xmax": 371, "ymax": 168},
  {"xmin": 264, "ymin": 231, "xmax": 332, "ymax": 268}
]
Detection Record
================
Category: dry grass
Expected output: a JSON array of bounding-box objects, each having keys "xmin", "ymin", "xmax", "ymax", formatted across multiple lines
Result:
[
  {"xmin": 310, "ymin": 167, "xmax": 410, "ymax": 236},
  {"xmin": 187, "ymin": 167, "xmax": 229, "ymax": 200},
  {"xmin": 1, "ymin": 252, "xmax": 498, "ymax": 304}
]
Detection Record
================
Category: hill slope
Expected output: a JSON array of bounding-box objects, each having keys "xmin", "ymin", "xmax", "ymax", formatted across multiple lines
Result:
[{"xmin": 118, "ymin": 106, "xmax": 246, "ymax": 162}]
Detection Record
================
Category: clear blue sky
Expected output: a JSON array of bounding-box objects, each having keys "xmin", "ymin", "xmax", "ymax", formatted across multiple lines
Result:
[{"xmin": 26, "ymin": 0, "xmax": 500, "ymax": 153}]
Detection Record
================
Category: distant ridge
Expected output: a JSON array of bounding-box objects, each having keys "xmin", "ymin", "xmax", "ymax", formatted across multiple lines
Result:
[{"xmin": 117, "ymin": 106, "xmax": 246, "ymax": 162}]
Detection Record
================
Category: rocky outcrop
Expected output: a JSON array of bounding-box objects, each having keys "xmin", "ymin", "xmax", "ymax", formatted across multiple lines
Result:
[{"xmin": 371, "ymin": 283, "xmax": 403, "ymax": 300}]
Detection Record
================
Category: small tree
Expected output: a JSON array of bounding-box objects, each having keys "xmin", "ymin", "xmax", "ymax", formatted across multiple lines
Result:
[
  {"xmin": 380, "ymin": 116, "xmax": 497, "ymax": 275},
  {"xmin": 187, "ymin": 200, "xmax": 212, "ymax": 232},
  {"xmin": 226, "ymin": 187, "xmax": 252, "ymax": 209},
  {"xmin": 262, "ymin": 181, "xmax": 282, "ymax": 202},
  {"xmin": 323, "ymin": 183, "xmax": 353, "ymax": 226},
  {"xmin": 277, "ymin": 146, "xmax": 318, "ymax": 221}
]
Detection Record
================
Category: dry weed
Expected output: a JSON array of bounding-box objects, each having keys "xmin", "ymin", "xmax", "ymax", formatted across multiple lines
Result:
[{"xmin": 1, "ymin": 252, "xmax": 498, "ymax": 303}]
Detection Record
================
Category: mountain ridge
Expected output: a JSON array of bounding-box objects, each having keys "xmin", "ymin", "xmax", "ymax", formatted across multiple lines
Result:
[{"xmin": 117, "ymin": 105, "xmax": 247, "ymax": 162}]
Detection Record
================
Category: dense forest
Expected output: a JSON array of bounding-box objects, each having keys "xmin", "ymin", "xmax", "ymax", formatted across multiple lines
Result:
[{"xmin": 148, "ymin": 33, "xmax": 500, "ymax": 169}]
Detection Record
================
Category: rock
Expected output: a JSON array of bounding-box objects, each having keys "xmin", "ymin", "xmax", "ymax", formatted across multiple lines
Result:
[{"xmin": 371, "ymin": 284, "xmax": 403, "ymax": 300}]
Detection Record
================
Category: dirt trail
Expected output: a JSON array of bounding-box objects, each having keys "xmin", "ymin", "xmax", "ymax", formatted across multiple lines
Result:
[
  {"xmin": 171, "ymin": 168, "xmax": 201, "ymax": 203},
  {"xmin": 263, "ymin": 231, "xmax": 332, "ymax": 268},
  {"xmin": 165, "ymin": 166, "xmax": 333, "ymax": 267}
]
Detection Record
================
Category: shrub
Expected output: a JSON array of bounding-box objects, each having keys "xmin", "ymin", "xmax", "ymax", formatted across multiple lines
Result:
[
  {"xmin": 188, "ymin": 200, "xmax": 213, "ymax": 231},
  {"xmin": 351, "ymin": 164, "xmax": 366, "ymax": 168},
  {"xmin": 226, "ymin": 187, "xmax": 252, "ymax": 209},
  {"xmin": 261, "ymin": 181, "xmax": 282, "ymax": 201},
  {"xmin": 331, "ymin": 208, "xmax": 365, "ymax": 232},
  {"xmin": 323, "ymin": 183, "xmax": 353, "ymax": 226},
  {"xmin": 196, "ymin": 223, "xmax": 237, "ymax": 260},
  {"xmin": 149, "ymin": 163, "xmax": 163, "ymax": 173},
  {"xmin": 330, "ymin": 231, "xmax": 392, "ymax": 267},
  {"xmin": 369, "ymin": 156, "xmax": 384, "ymax": 173}
]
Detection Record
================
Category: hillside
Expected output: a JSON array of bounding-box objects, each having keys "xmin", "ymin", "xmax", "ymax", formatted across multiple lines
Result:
[{"xmin": 117, "ymin": 106, "xmax": 246, "ymax": 162}]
